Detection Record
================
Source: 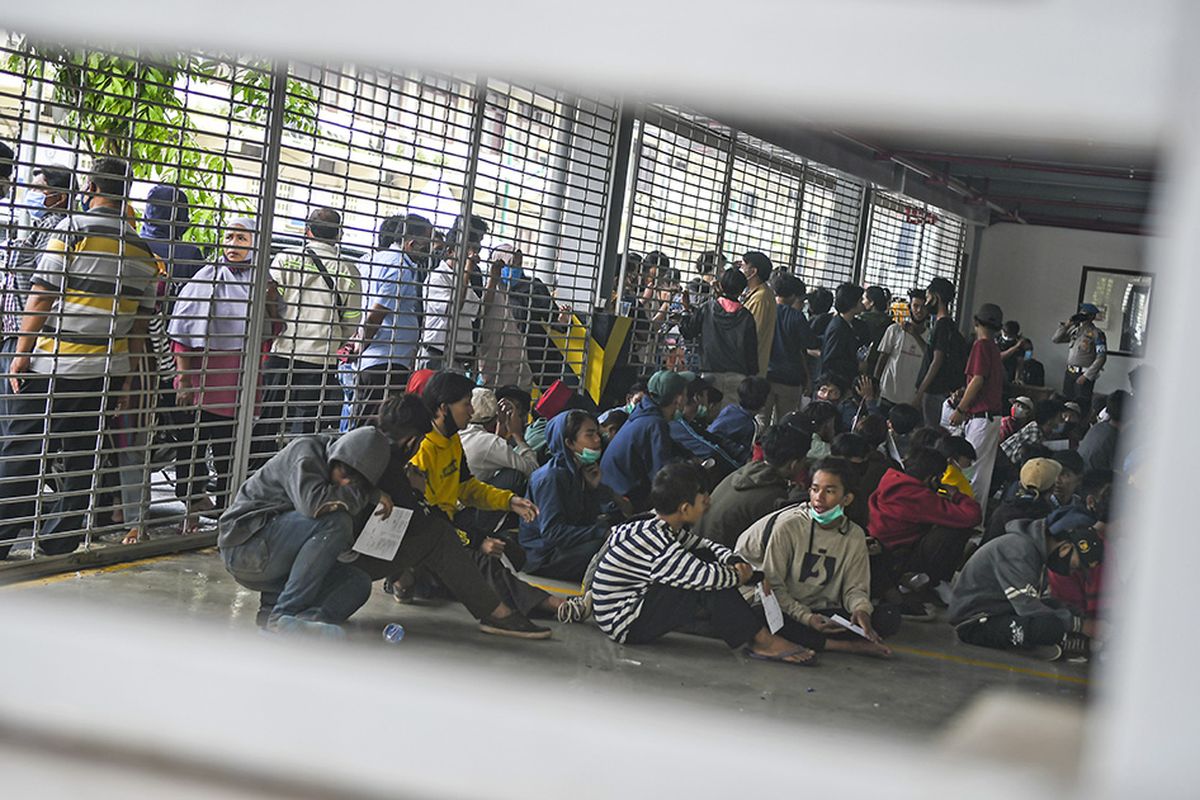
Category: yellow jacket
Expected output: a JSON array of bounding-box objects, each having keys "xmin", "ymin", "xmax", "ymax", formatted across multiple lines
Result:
[
  {"xmin": 940, "ymin": 464, "xmax": 975, "ymax": 499},
  {"xmin": 410, "ymin": 427, "xmax": 514, "ymax": 520}
]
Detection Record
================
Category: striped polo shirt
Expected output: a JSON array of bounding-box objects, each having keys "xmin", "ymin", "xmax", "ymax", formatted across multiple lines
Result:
[
  {"xmin": 29, "ymin": 208, "xmax": 161, "ymax": 377},
  {"xmin": 592, "ymin": 516, "xmax": 741, "ymax": 643}
]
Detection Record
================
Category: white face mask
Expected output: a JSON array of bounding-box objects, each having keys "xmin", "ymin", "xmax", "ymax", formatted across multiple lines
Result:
[{"xmin": 1098, "ymin": 408, "xmax": 1111, "ymax": 423}]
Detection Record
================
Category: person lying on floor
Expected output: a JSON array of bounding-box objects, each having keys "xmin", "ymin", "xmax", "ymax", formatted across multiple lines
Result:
[
  {"xmin": 949, "ymin": 502, "xmax": 1105, "ymax": 662},
  {"xmin": 868, "ymin": 446, "xmax": 983, "ymax": 614},
  {"xmin": 219, "ymin": 426, "xmax": 393, "ymax": 637},
  {"xmin": 519, "ymin": 410, "xmax": 630, "ymax": 583},
  {"xmin": 590, "ymin": 461, "xmax": 817, "ymax": 666},
  {"xmin": 707, "ymin": 375, "xmax": 771, "ymax": 464},
  {"xmin": 735, "ymin": 457, "xmax": 896, "ymax": 658},
  {"xmin": 982, "ymin": 457, "xmax": 1061, "ymax": 544},
  {"xmin": 356, "ymin": 394, "xmax": 552, "ymax": 640},
  {"xmin": 411, "ymin": 371, "xmax": 566, "ymax": 620},
  {"xmin": 694, "ymin": 422, "xmax": 810, "ymax": 548}
]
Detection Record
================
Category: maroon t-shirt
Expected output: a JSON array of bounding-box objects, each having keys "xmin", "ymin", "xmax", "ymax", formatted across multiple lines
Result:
[{"xmin": 963, "ymin": 338, "xmax": 1005, "ymax": 414}]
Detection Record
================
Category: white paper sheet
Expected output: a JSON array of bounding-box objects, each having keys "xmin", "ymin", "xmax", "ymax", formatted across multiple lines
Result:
[
  {"xmin": 352, "ymin": 506, "xmax": 414, "ymax": 561},
  {"xmin": 830, "ymin": 613, "xmax": 869, "ymax": 639},
  {"xmin": 758, "ymin": 584, "xmax": 785, "ymax": 634}
]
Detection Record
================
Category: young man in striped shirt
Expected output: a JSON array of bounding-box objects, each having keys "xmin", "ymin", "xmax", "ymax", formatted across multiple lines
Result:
[
  {"xmin": 591, "ymin": 461, "xmax": 816, "ymax": 665},
  {"xmin": 0, "ymin": 157, "xmax": 160, "ymax": 558}
]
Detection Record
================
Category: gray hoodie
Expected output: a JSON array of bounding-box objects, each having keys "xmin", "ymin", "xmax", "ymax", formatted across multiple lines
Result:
[
  {"xmin": 948, "ymin": 517, "xmax": 1076, "ymax": 630},
  {"xmin": 219, "ymin": 428, "xmax": 392, "ymax": 549}
]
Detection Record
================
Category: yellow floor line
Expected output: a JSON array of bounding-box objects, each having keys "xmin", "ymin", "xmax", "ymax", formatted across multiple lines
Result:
[
  {"xmin": 890, "ymin": 644, "xmax": 1090, "ymax": 686},
  {"xmin": 0, "ymin": 553, "xmax": 189, "ymax": 591},
  {"xmin": 524, "ymin": 580, "xmax": 584, "ymax": 597}
]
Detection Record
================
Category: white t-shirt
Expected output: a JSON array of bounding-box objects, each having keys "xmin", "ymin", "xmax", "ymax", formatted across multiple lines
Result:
[
  {"xmin": 877, "ymin": 322, "xmax": 925, "ymax": 406},
  {"xmin": 422, "ymin": 262, "xmax": 480, "ymax": 356}
]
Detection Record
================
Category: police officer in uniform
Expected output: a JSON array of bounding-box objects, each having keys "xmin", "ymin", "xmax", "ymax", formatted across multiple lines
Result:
[{"xmin": 1052, "ymin": 302, "xmax": 1107, "ymax": 409}]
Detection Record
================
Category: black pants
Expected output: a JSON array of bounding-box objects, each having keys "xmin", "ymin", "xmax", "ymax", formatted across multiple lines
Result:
[
  {"xmin": 0, "ymin": 374, "xmax": 106, "ymax": 558},
  {"xmin": 887, "ymin": 526, "xmax": 971, "ymax": 586},
  {"xmin": 255, "ymin": 355, "xmax": 337, "ymax": 461},
  {"xmin": 176, "ymin": 409, "xmax": 235, "ymax": 509},
  {"xmin": 353, "ymin": 508, "xmax": 502, "ymax": 620},
  {"xmin": 528, "ymin": 536, "xmax": 606, "ymax": 584},
  {"xmin": 625, "ymin": 585, "xmax": 762, "ymax": 648},
  {"xmin": 352, "ymin": 363, "xmax": 410, "ymax": 428},
  {"xmin": 955, "ymin": 613, "xmax": 1067, "ymax": 651},
  {"xmin": 772, "ymin": 605, "xmax": 901, "ymax": 652},
  {"xmin": 454, "ymin": 468, "xmax": 526, "ymax": 538},
  {"xmin": 1062, "ymin": 370, "xmax": 1095, "ymax": 411}
]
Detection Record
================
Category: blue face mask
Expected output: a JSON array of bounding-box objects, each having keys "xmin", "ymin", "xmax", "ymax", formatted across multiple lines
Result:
[
  {"xmin": 577, "ymin": 447, "xmax": 602, "ymax": 465},
  {"xmin": 810, "ymin": 504, "xmax": 845, "ymax": 526},
  {"xmin": 673, "ymin": 409, "xmax": 685, "ymax": 422},
  {"xmin": 24, "ymin": 190, "xmax": 47, "ymax": 220},
  {"xmin": 500, "ymin": 264, "xmax": 523, "ymax": 287}
]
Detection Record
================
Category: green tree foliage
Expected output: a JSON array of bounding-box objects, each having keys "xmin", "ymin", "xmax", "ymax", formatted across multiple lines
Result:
[{"xmin": 7, "ymin": 38, "xmax": 317, "ymax": 246}]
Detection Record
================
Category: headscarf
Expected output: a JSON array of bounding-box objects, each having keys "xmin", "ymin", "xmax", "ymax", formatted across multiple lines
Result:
[{"xmin": 167, "ymin": 217, "xmax": 258, "ymax": 351}]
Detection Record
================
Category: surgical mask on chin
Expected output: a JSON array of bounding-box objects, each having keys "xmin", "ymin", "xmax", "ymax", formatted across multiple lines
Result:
[
  {"xmin": 577, "ymin": 447, "xmax": 602, "ymax": 466},
  {"xmin": 810, "ymin": 504, "xmax": 845, "ymax": 526},
  {"xmin": 1098, "ymin": 408, "xmax": 1111, "ymax": 423},
  {"xmin": 623, "ymin": 402, "xmax": 636, "ymax": 414},
  {"xmin": 695, "ymin": 404, "xmax": 708, "ymax": 421}
]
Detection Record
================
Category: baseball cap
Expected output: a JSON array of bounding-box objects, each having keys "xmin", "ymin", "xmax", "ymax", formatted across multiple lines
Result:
[
  {"xmin": 1063, "ymin": 526, "xmax": 1105, "ymax": 569},
  {"xmin": 1079, "ymin": 302, "xmax": 1100, "ymax": 316},
  {"xmin": 647, "ymin": 370, "xmax": 689, "ymax": 404},
  {"xmin": 1020, "ymin": 457, "xmax": 1063, "ymax": 492},
  {"xmin": 1064, "ymin": 401, "xmax": 1083, "ymax": 417},
  {"xmin": 469, "ymin": 387, "xmax": 498, "ymax": 425},
  {"xmin": 406, "ymin": 369, "xmax": 436, "ymax": 396},
  {"xmin": 974, "ymin": 302, "xmax": 1004, "ymax": 329}
]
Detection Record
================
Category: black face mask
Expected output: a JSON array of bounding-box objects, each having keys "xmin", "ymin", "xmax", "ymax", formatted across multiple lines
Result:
[
  {"xmin": 440, "ymin": 404, "xmax": 461, "ymax": 438},
  {"xmin": 1091, "ymin": 492, "xmax": 1112, "ymax": 523},
  {"xmin": 1046, "ymin": 546, "xmax": 1074, "ymax": 576}
]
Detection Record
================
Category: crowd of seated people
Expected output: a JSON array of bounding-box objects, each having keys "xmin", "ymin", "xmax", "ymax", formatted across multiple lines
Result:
[{"xmin": 0, "ymin": 149, "xmax": 1130, "ymax": 667}]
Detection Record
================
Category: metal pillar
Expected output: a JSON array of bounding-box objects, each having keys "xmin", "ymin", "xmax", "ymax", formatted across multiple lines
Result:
[
  {"xmin": 595, "ymin": 100, "xmax": 636, "ymax": 309},
  {"xmin": 851, "ymin": 185, "xmax": 875, "ymax": 285}
]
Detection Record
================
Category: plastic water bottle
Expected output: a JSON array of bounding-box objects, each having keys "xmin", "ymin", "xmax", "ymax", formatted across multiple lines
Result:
[{"xmin": 382, "ymin": 623, "xmax": 406, "ymax": 643}]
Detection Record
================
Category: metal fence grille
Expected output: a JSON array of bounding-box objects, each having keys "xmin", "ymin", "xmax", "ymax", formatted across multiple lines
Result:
[
  {"xmin": 0, "ymin": 34, "xmax": 971, "ymax": 570},
  {"xmin": 863, "ymin": 189, "xmax": 968, "ymax": 302}
]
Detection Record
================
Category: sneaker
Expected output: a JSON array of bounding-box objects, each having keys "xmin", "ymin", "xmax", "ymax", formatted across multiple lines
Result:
[
  {"xmin": 932, "ymin": 581, "xmax": 955, "ymax": 607},
  {"xmin": 266, "ymin": 615, "xmax": 346, "ymax": 640},
  {"xmin": 384, "ymin": 570, "xmax": 416, "ymax": 603},
  {"xmin": 556, "ymin": 591, "xmax": 593, "ymax": 624},
  {"xmin": 479, "ymin": 612, "xmax": 552, "ymax": 640},
  {"xmin": 1058, "ymin": 632, "xmax": 1092, "ymax": 662},
  {"xmin": 899, "ymin": 572, "xmax": 931, "ymax": 594}
]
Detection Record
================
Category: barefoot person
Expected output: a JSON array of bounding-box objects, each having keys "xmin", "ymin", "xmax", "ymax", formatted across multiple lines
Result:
[
  {"xmin": 590, "ymin": 462, "xmax": 816, "ymax": 666},
  {"xmin": 735, "ymin": 457, "xmax": 897, "ymax": 659}
]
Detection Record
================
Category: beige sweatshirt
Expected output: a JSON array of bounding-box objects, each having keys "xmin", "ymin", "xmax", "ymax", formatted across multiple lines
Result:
[{"xmin": 734, "ymin": 503, "xmax": 873, "ymax": 625}]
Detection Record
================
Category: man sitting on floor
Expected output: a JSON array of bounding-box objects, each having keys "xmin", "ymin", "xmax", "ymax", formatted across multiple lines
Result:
[
  {"xmin": 601, "ymin": 369, "xmax": 690, "ymax": 512},
  {"xmin": 983, "ymin": 457, "xmax": 1061, "ymax": 544},
  {"xmin": 707, "ymin": 375, "xmax": 771, "ymax": 463},
  {"xmin": 219, "ymin": 426, "xmax": 393, "ymax": 637},
  {"xmin": 735, "ymin": 457, "xmax": 897, "ymax": 659},
  {"xmin": 590, "ymin": 462, "xmax": 817, "ymax": 666}
]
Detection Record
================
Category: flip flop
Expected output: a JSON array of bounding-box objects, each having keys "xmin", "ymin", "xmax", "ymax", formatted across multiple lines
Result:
[{"xmin": 744, "ymin": 646, "xmax": 818, "ymax": 667}]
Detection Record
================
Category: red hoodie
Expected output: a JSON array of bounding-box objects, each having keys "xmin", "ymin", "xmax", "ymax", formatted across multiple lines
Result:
[{"xmin": 868, "ymin": 468, "xmax": 983, "ymax": 548}]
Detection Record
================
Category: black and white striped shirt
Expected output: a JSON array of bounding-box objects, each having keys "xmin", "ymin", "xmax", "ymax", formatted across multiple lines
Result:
[{"xmin": 593, "ymin": 516, "xmax": 741, "ymax": 643}]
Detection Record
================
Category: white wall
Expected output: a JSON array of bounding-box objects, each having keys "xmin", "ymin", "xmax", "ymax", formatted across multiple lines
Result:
[{"xmin": 972, "ymin": 222, "xmax": 1150, "ymax": 396}]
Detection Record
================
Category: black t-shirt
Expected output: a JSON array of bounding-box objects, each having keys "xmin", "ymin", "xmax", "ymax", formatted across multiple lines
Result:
[
  {"xmin": 820, "ymin": 314, "xmax": 861, "ymax": 384},
  {"xmin": 917, "ymin": 316, "xmax": 967, "ymax": 395}
]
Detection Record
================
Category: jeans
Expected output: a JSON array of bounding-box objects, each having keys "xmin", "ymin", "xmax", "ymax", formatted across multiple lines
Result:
[
  {"xmin": 222, "ymin": 509, "xmax": 371, "ymax": 624},
  {"xmin": 176, "ymin": 409, "xmax": 235, "ymax": 509},
  {"xmin": 0, "ymin": 374, "xmax": 107, "ymax": 559},
  {"xmin": 257, "ymin": 355, "xmax": 337, "ymax": 444}
]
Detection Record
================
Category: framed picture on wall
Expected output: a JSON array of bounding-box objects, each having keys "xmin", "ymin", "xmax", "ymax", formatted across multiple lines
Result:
[{"xmin": 1078, "ymin": 266, "xmax": 1152, "ymax": 357}]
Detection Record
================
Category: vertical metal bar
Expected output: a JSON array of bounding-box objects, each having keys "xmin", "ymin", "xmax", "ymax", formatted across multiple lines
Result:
[
  {"xmin": 229, "ymin": 61, "xmax": 287, "ymax": 488},
  {"xmin": 957, "ymin": 223, "xmax": 982, "ymax": 323},
  {"xmin": 786, "ymin": 161, "xmax": 808, "ymax": 275},
  {"xmin": 614, "ymin": 110, "xmax": 644, "ymax": 312},
  {"xmin": 595, "ymin": 99, "xmax": 636, "ymax": 309},
  {"xmin": 534, "ymin": 93, "xmax": 578, "ymax": 270},
  {"xmin": 713, "ymin": 130, "xmax": 737, "ymax": 254},
  {"xmin": 442, "ymin": 75, "xmax": 488, "ymax": 368},
  {"xmin": 851, "ymin": 185, "xmax": 874, "ymax": 285}
]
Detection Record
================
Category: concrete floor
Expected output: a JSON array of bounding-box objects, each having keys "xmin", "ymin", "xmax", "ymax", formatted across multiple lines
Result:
[{"xmin": 7, "ymin": 548, "xmax": 1088, "ymax": 738}]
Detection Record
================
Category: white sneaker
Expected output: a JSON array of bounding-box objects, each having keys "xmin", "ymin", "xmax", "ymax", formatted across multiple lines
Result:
[{"xmin": 556, "ymin": 591, "xmax": 593, "ymax": 624}]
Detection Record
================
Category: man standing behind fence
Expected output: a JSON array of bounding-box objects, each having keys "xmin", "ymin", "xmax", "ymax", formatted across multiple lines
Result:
[
  {"xmin": 259, "ymin": 208, "xmax": 362, "ymax": 449},
  {"xmin": 0, "ymin": 157, "xmax": 160, "ymax": 558}
]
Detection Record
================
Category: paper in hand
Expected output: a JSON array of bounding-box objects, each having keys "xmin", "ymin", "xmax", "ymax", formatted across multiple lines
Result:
[
  {"xmin": 758, "ymin": 584, "xmax": 785, "ymax": 634},
  {"xmin": 352, "ymin": 505, "xmax": 414, "ymax": 561},
  {"xmin": 830, "ymin": 613, "xmax": 870, "ymax": 639}
]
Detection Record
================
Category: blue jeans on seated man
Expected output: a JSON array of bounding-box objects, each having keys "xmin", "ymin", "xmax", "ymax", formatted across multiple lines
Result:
[{"xmin": 222, "ymin": 509, "xmax": 371, "ymax": 627}]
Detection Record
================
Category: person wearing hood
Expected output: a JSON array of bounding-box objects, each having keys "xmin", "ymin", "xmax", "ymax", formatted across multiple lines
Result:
[
  {"xmin": 999, "ymin": 396, "xmax": 1034, "ymax": 442},
  {"xmin": 600, "ymin": 369, "xmax": 691, "ymax": 513},
  {"xmin": 1053, "ymin": 302, "xmax": 1108, "ymax": 409},
  {"xmin": 168, "ymin": 218, "xmax": 281, "ymax": 534},
  {"xmin": 678, "ymin": 267, "xmax": 759, "ymax": 408},
  {"xmin": 519, "ymin": 409, "xmax": 622, "ymax": 581},
  {"xmin": 736, "ymin": 457, "xmax": 897, "ymax": 659},
  {"xmin": 982, "ymin": 457, "xmax": 1061, "ymax": 544},
  {"xmin": 695, "ymin": 423, "xmax": 810, "ymax": 547},
  {"xmin": 949, "ymin": 501, "xmax": 1105, "ymax": 661},
  {"xmin": 868, "ymin": 446, "xmax": 983, "ymax": 596},
  {"xmin": 219, "ymin": 426, "xmax": 394, "ymax": 637},
  {"xmin": 140, "ymin": 184, "xmax": 205, "ymax": 284}
]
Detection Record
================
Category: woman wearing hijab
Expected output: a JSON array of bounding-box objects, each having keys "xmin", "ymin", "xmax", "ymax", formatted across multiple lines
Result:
[
  {"xmin": 477, "ymin": 244, "xmax": 533, "ymax": 389},
  {"xmin": 168, "ymin": 218, "xmax": 281, "ymax": 534}
]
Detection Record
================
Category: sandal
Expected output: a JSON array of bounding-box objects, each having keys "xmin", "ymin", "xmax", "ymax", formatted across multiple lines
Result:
[
  {"xmin": 121, "ymin": 527, "xmax": 145, "ymax": 545},
  {"xmin": 744, "ymin": 646, "xmax": 818, "ymax": 667}
]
